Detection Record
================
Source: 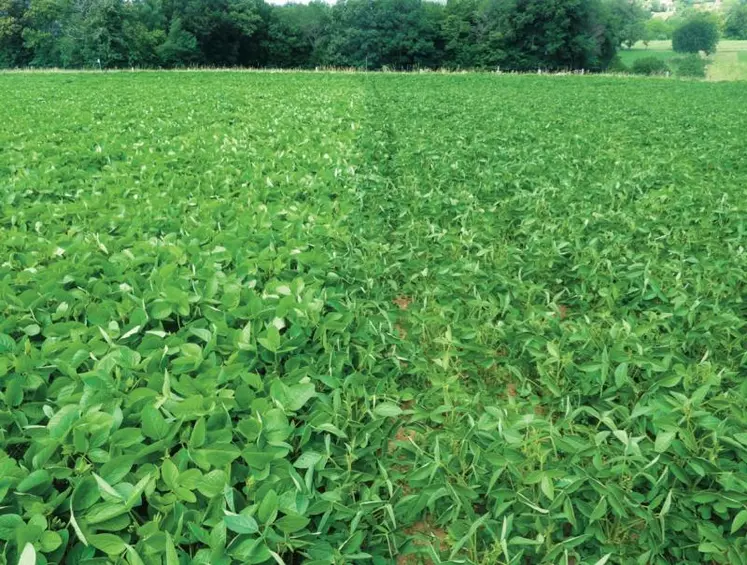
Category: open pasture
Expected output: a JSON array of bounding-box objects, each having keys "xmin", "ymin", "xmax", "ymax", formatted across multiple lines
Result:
[{"xmin": 622, "ymin": 40, "xmax": 747, "ymax": 80}]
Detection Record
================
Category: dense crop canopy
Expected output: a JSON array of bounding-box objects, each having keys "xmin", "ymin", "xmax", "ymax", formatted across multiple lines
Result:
[{"xmin": 0, "ymin": 72, "xmax": 746, "ymax": 564}]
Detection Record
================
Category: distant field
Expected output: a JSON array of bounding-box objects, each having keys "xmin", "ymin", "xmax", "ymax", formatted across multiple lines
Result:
[
  {"xmin": 622, "ymin": 40, "xmax": 747, "ymax": 80},
  {"xmin": 1, "ymin": 73, "xmax": 746, "ymax": 564},
  {"xmin": 709, "ymin": 46, "xmax": 747, "ymax": 81},
  {"xmin": 634, "ymin": 39, "xmax": 747, "ymax": 52}
]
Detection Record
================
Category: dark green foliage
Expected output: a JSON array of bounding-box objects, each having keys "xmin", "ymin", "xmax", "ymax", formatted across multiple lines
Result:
[
  {"xmin": 606, "ymin": 54, "xmax": 629, "ymax": 73},
  {"xmin": 80, "ymin": 0, "xmax": 130, "ymax": 68},
  {"xmin": 495, "ymin": 0, "xmax": 618, "ymax": 71},
  {"xmin": 20, "ymin": 0, "xmax": 64, "ymax": 67},
  {"xmin": 264, "ymin": 4, "xmax": 323, "ymax": 69},
  {"xmin": 671, "ymin": 53, "xmax": 707, "ymax": 78},
  {"xmin": 1, "ymin": 0, "xmax": 652, "ymax": 71},
  {"xmin": 325, "ymin": 0, "xmax": 440, "ymax": 69},
  {"xmin": 644, "ymin": 17, "xmax": 673, "ymax": 42},
  {"xmin": 171, "ymin": 0, "xmax": 267, "ymax": 66},
  {"xmin": 724, "ymin": 2, "xmax": 747, "ymax": 40},
  {"xmin": 157, "ymin": 17, "xmax": 198, "ymax": 66},
  {"xmin": 439, "ymin": 0, "xmax": 482, "ymax": 68},
  {"xmin": 1, "ymin": 71, "xmax": 747, "ymax": 564},
  {"xmin": 123, "ymin": 0, "xmax": 167, "ymax": 67},
  {"xmin": 631, "ymin": 55, "xmax": 670, "ymax": 75},
  {"xmin": 0, "ymin": 0, "xmax": 30, "ymax": 67},
  {"xmin": 606, "ymin": 0, "xmax": 649, "ymax": 49},
  {"xmin": 672, "ymin": 14, "xmax": 720, "ymax": 55},
  {"xmin": 269, "ymin": 1, "xmax": 331, "ymax": 68},
  {"xmin": 123, "ymin": 21, "xmax": 165, "ymax": 68}
]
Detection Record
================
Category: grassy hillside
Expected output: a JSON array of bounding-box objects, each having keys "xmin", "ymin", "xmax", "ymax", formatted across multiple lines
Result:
[{"xmin": 1, "ymin": 72, "xmax": 746, "ymax": 565}]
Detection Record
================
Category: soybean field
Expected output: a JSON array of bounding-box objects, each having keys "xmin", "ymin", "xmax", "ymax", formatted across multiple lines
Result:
[{"xmin": 0, "ymin": 72, "xmax": 746, "ymax": 565}]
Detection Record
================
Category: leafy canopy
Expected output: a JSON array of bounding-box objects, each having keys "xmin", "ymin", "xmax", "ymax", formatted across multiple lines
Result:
[
  {"xmin": 672, "ymin": 14, "xmax": 720, "ymax": 55},
  {"xmin": 3, "ymin": 0, "xmax": 651, "ymax": 71},
  {"xmin": 0, "ymin": 71, "xmax": 746, "ymax": 564}
]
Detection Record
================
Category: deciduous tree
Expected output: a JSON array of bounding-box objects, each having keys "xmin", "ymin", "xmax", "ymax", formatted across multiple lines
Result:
[{"xmin": 672, "ymin": 14, "xmax": 719, "ymax": 55}]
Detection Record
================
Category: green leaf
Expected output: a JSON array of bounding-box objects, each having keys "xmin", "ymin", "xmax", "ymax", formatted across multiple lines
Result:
[
  {"xmin": 72, "ymin": 476, "xmax": 101, "ymax": 510},
  {"xmin": 658, "ymin": 374, "xmax": 681, "ymax": 388},
  {"xmin": 655, "ymin": 431, "xmax": 676, "ymax": 453},
  {"xmin": 614, "ymin": 363, "xmax": 629, "ymax": 387},
  {"xmin": 141, "ymin": 404, "xmax": 170, "ymax": 440},
  {"xmin": 100, "ymin": 456, "xmax": 134, "ymax": 484},
  {"xmin": 660, "ymin": 489, "xmax": 673, "ymax": 516},
  {"xmin": 590, "ymin": 497, "xmax": 607, "ymax": 523},
  {"xmin": 0, "ymin": 333, "xmax": 15, "ymax": 353},
  {"xmin": 373, "ymin": 402, "xmax": 402, "ymax": 418},
  {"xmin": 224, "ymin": 512, "xmax": 259, "ymax": 534},
  {"xmin": 257, "ymin": 489, "xmax": 278, "ymax": 524},
  {"xmin": 85, "ymin": 502, "xmax": 129, "ymax": 525},
  {"xmin": 126, "ymin": 545, "xmax": 147, "ymax": 565},
  {"xmin": 258, "ymin": 326, "xmax": 281, "ymax": 353},
  {"xmin": 151, "ymin": 301, "xmax": 173, "ymax": 320},
  {"xmin": 48, "ymin": 404, "xmax": 79, "ymax": 439},
  {"xmin": 165, "ymin": 532, "xmax": 179, "ymax": 565},
  {"xmin": 187, "ymin": 523, "xmax": 211, "ymax": 546},
  {"xmin": 0, "ymin": 514, "xmax": 23, "ymax": 541},
  {"xmin": 70, "ymin": 508, "xmax": 88, "ymax": 546},
  {"xmin": 731, "ymin": 510, "xmax": 747, "ymax": 534},
  {"xmin": 197, "ymin": 470, "xmax": 227, "ymax": 498},
  {"xmin": 180, "ymin": 343, "xmax": 203, "ymax": 361},
  {"xmin": 93, "ymin": 473, "xmax": 123, "ymax": 500},
  {"xmin": 89, "ymin": 533, "xmax": 126, "ymax": 555},
  {"xmin": 242, "ymin": 450, "xmax": 278, "ymax": 469},
  {"xmin": 18, "ymin": 543, "xmax": 36, "ymax": 565},
  {"xmin": 263, "ymin": 409, "xmax": 290, "ymax": 444},
  {"xmin": 275, "ymin": 514, "xmax": 310, "ymax": 534},
  {"xmin": 190, "ymin": 417, "xmax": 206, "ymax": 448},
  {"xmin": 293, "ymin": 451, "xmax": 322, "ymax": 469},
  {"xmin": 315, "ymin": 423, "xmax": 347, "ymax": 438},
  {"xmin": 5, "ymin": 376, "xmax": 23, "ymax": 407},
  {"xmin": 191, "ymin": 445, "xmax": 241, "ymax": 470},
  {"xmin": 17, "ymin": 469, "xmax": 51, "ymax": 493},
  {"xmin": 125, "ymin": 474, "xmax": 151, "ymax": 509},
  {"xmin": 39, "ymin": 530, "xmax": 63, "ymax": 552},
  {"xmin": 189, "ymin": 327, "xmax": 212, "ymax": 342},
  {"xmin": 285, "ymin": 382, "xmax": 316, "ymax": 411},
  {"xmin": 162, "ymin": 459, "xmax": 179, "ymax": 490},
  {"xmin": 540, "ymin": 475, "xmax": 554, "ymax": 501}
]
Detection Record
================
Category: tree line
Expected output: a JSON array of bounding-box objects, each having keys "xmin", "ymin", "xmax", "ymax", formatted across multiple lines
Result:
[
  {"xmin": 644, "ymin": 1, "xmax": 747, "ymax": 43},
  {"xmin": 0, "ymin": 0, "xmax": 655, "ymax": 71}
]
